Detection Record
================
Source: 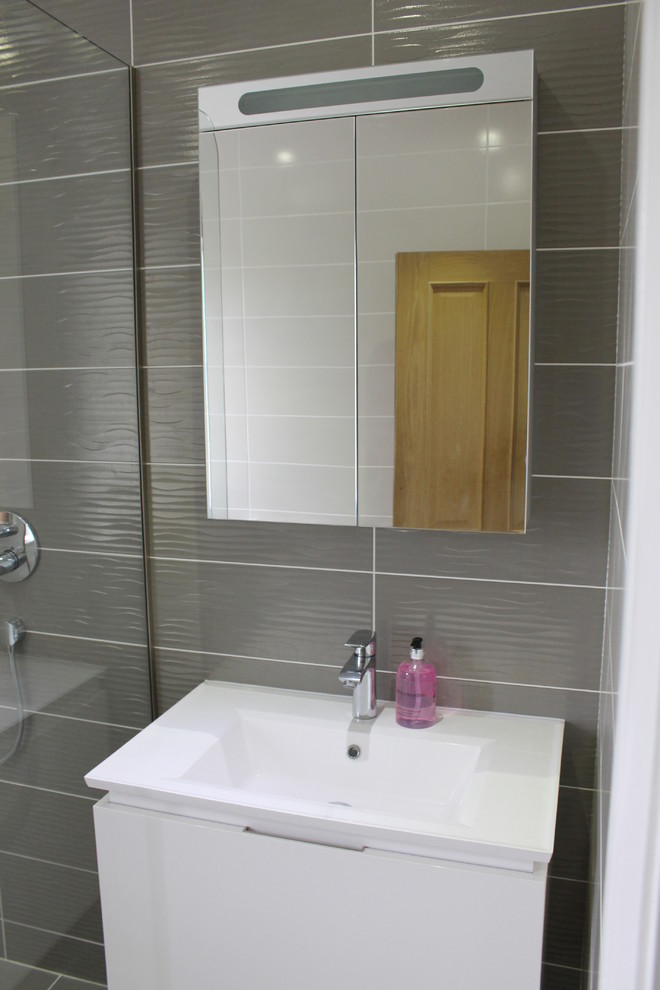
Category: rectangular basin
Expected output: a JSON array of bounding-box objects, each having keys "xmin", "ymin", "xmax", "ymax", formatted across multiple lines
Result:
[{"xmin": 86, "ymin": 681, "xmax": 564, "ymax": 872}]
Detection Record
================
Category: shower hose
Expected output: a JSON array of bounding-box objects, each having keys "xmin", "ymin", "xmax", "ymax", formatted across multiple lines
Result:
[{"xmin": 0, "ymin": 621, "xmax": 25, "ymax": 766}]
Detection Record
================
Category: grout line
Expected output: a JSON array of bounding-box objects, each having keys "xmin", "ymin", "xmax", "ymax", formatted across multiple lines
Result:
[
  {"xmin": 0, "ymin": 458, "xmax": 138, "ymax": 466},
  {"xmin": 372, "ymin": 529, "xmax": 376, "ymax": 630},
  {"xmin": 0, "ymin": 67, "xmax": 124, "ymax": 93},
  {"xmin": 0, "ymin": 849, "xmax": 98, "ymax": 877},
  {"xmin": 0, "ymin": 167, "xmax": 130, "ymax": 189},
  {"xmin": 155, "ymin": 645, "xmax": 606, "ymax": 695},
  {"xmin": 0, "ymin": 704, "xmax": 145, "ymax": 733},
  {"xmin": 134, "ymin": 32, "xmax": 372, "ymax": 69},
  {"xmin": 38, "ymin": 547, "xmax": 144, "ymax": 560},
  {"xmin": 149, "ymin": 555, "xmax": 371, "ymax": 575},
  {"xmin": 536, "ymin": 246, "xmax": 619, "ymax": 252},
  {"xmin": 0, "ymin": 268, "xmax": 133, "ymax": 281},
  {"xmin": 0, "ymin": 366, "xmax": 137, "ymax": 373},
  {"xmin": 3, "ymin": 918, "xmax": 103, "ymax": 948},
  {"xmin": 133, "ymin": 4, "xmax": 624, "ymax": 69},
  {"xmin": 28, "ymin": 629, "xmax": 148, "ymax": 649},
  {"xmin": 374, "ymin": 570, "xmax": 611, "ymax": 590},
  {"xmin": 0, "ymin": 779, "xmax": 97, "ymax": 802}
]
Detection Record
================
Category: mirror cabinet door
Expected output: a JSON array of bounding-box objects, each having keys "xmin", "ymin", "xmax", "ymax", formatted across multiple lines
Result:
[{"xmin": 200, "ymin": 99, "xmax": 533, "ymax": 531}]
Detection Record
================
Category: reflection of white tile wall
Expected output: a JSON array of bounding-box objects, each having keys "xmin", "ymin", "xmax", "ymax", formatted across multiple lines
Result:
[
  {"xmin": 213, "ymin": 117, "xmax": 357, "ymax": 524},
  {"xmin": 203, "ymin": 103, "xmax": 532, "ymax": 525},
  {"xmin": 356, "ymin": 102, "xmax": 532, "ymax": 525}
]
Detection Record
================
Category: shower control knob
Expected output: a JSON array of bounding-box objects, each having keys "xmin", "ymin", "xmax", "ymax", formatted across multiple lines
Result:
[{"xmin": 0, "ymin": 512, "xmax": 39, "ymax": 583}]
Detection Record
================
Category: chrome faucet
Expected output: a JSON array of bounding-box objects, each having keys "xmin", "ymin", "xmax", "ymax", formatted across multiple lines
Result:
[{"xmin": 339, "ymin": 630, "xmax": 377, "ymax": 720}]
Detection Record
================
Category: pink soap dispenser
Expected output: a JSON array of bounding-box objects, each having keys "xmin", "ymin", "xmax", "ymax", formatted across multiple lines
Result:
[{"xmin": 395, "ymin": 637, "xmax": 437, "ymax": 728}]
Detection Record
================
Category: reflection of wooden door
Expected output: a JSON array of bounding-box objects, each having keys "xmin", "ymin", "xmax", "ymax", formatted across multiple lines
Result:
[{"xmin": 394, "ymin": 251, "xmax": 530, "ymax": 532}]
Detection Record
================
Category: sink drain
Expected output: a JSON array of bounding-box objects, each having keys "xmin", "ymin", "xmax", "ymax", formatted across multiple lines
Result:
[{"xmin": 346, "ymin": 744, "xmax": 361, "ymax": 760}]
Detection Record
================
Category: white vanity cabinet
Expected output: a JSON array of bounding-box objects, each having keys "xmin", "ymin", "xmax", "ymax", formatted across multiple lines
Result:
[
  {"xmin": 94, "ymin": 797, "xmax": 548, "ymax": 990},
  {"xmin": 87, "ymin": 681, "xmax": 563, "ymax": 990}
]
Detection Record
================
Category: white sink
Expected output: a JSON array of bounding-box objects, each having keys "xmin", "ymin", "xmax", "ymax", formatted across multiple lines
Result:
[{"xmin": 86, "ymin": 680, "xmax": 564, "ymax": 872}]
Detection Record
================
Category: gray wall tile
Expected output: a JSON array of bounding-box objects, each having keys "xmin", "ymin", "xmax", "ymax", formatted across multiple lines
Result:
[
  {"xmin": 29, "ymin": 0, "xmax": 132, "ymax": 63},
  {"xmin": 145, "ymin": 463, "xmax": 373, "ymax": 570},
  {"xmin": 0, "ymin": 69, "xmax": 130, "ymax": 182},
  {"xmin": 543, "ymin": 877, "xmax": 591, "ymax": 969},
  {"xmin": 0, "ymin": 549, "xmax": 148, "ymax": 645},
  {"xmin": 141, "ymin": 365, "xmax": 205, "ymax": 465},
  {"xmin": 540, "ymin": 963, "xmax": 584, "ymax": 990},
  {"xmin": 375, "ymin": 0, "xmax": 622, "ymax": 31},
  {"xmin": 13, "ymin": 634, "xmax": 151, "ymax": 728},
  {"xmin": 532, "ymin": 366, "xmax": 615, "ymax": 477},
  {"xmin": 4, "ymin": 923, "xmax": 105, "ymax": 985},
  {"xmin": 0, "ymin": 853, "xmax": 102, "ymax": 942},
  {"xmin": 375, "ymin": 573, "xmax": 605, "ymax": 691},
  {"xmin": 137, "ymin": 164, "xmax": 200, "ymax": 269},
  {"xmin": 6, "ymin": 461, "xmax": 143, "ymax": 555},
  {"xmin": 0, "ymin": 172, "xmax": 133, "ymax": 277},
  {"xmin": 376, "ymin": 477, "xmax": 610, "ymax": 587},
  {"xmin": 537, "ymin": 131, "xmax": 622, "ymax": 249},
  {"xmin": 0, "ymin": 783, "xmax": 97, "ymax": 869},
  {"xmin": 0, "ymin": 714, "xmax": 135, "ymax": 799},
  {"xmin": 0, "ymin": 271, "xmax": 137, "ymax": 370},
  {"xmin": 0, "ymin": 0, "xmax": 119, "ymax": 86},
  {"xmin": 0, "ymin": 960, "xmax": 59, "ymax": 989},
  {"xmin": 374, "ymin": 5, "xmax": 625, "ymax": 132},
  {"xmin": 140, "ymin": 266, "xmax": 203, "ymax": 367},
  {"xmin": 150, "ymin": 559, "xmax": 372, "ymax": 661},
  {"xmin": 0, "ymin": 369, "xmax": 139, "ymax": 463},
  {"xmin": 132, "ymin": 0, "xmax": 372, "ymax": 65},
  {"xmin": 155, "ymin": 647, "xmax": 344, "ymax": 713},
  {"xmin": 534, "ymin": 250, "xmax": 619, "ymax": 364}
]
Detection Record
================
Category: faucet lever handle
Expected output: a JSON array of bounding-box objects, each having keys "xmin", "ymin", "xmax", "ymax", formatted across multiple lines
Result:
[{"xmin": 344, "ymin": 629, "xmax": 376, "ymax": 657}]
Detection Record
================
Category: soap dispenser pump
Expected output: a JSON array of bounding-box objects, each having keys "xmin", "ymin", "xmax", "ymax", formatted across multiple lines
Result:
[{"xmin": 395, "ymin": 637, "xmax": 437, "ymax": 728}]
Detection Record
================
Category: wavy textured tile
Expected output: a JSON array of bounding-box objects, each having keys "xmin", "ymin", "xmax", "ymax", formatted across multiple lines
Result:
[
  {"xmin": 4, "ymin": 922, "xmax": 105, "ymax": 985},
  {"xmin": 0, "ymin": 271, "xmax": 136, "ymax": 370},
  {"xmin": 0, "ymin": 854, "xmax": 102, "ymax": 942},
  {"xmin": 534, "ymin": 250, "xmax": 619, "ymax": 364},
  {"xmin": 140, "ymin": 266, "xmax": 203, "ymax": 367},
  {"xmin": 154, "ymin": 647, "xmax": 344, "ymax": 715},
  {"xmin": 375, "ymin": 0, "xmax": 621, "ymax": 31},
  {"xmin": 537, "ymin": 131, "xmax": 622, "ymax": 249},
  {"xmin": 551, "ymin": 787, "xmax": 594, "ymax": 883},
  {"xmin": 5, "ymin": 461, "xmax": 143, "ymax": 555},
  {"xmin": 540, "ymin": 962, "xmax": 585, "ymax": 990},
  {"xmin": 145, "ymin": 463, "xmax": 373, "ymax": 569},
  {"xmin": 14, "ymin": 633, "xmax": 151, "ymax": 728},
  {"xmin": 543, "ymin": 877, "xmax": 591, "ymax": 969},
  {"xmin": 376, "ymin": 477, "xmax": 610, "ymax": 588},
  {"xmin": 137, "ymin": 163, "xmax": 201, "ymax": 269},
  {"xmin": 135, "ymin": 36, "xmax": 372, "ymax": 168},
  {"xmin": 30, "ymin": 0, "xmax": 131, "ymax": 63},
  {"xmin": 0, "ymin": 69, "xmax": 129, "ymax": 183},
  {"xmin": 0, "ymin": 369, "xmax": 139, "ymax": 463},
  {"xmin": 375, "ymin": 5, "xmax": 624, "ymax": 133},
  {"xmin": 132, "ymin": 0, "xmax": 371, "ymax": 65},
  {"xmin": 0, "ymin": 172, "xmax": 133, "ymax": 277},
  {"xmin": 532, "ymin": 366, "xmax": 615, "ymax": 477},
  {"xmin": 141, "ymin": 365, "xmax": 205, "ymax": 464},
  {"xmin": 0, "ymin": 960, "xmax": 58, "ymax": 989},
  {"xmin": 150, "ymin": 558, "xmax": 372, "ymax": 661},
  {"xmin": 0, "ymin": 783, "xmax": 97, "ymax": 868},
  {"xmin": 0, "ymin": 714, "xmax": 135, "ymax": 799},
  {"xmin": 375, "ymin": 573, "xmax": 605, "ymax": 691},
  {"xmin": 0, "ymin": 0, "xmax": 119, "ymax": 87},
  {"xmin": 0, "ymin": 549, "xmax": 148, "ymax": 645}
]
